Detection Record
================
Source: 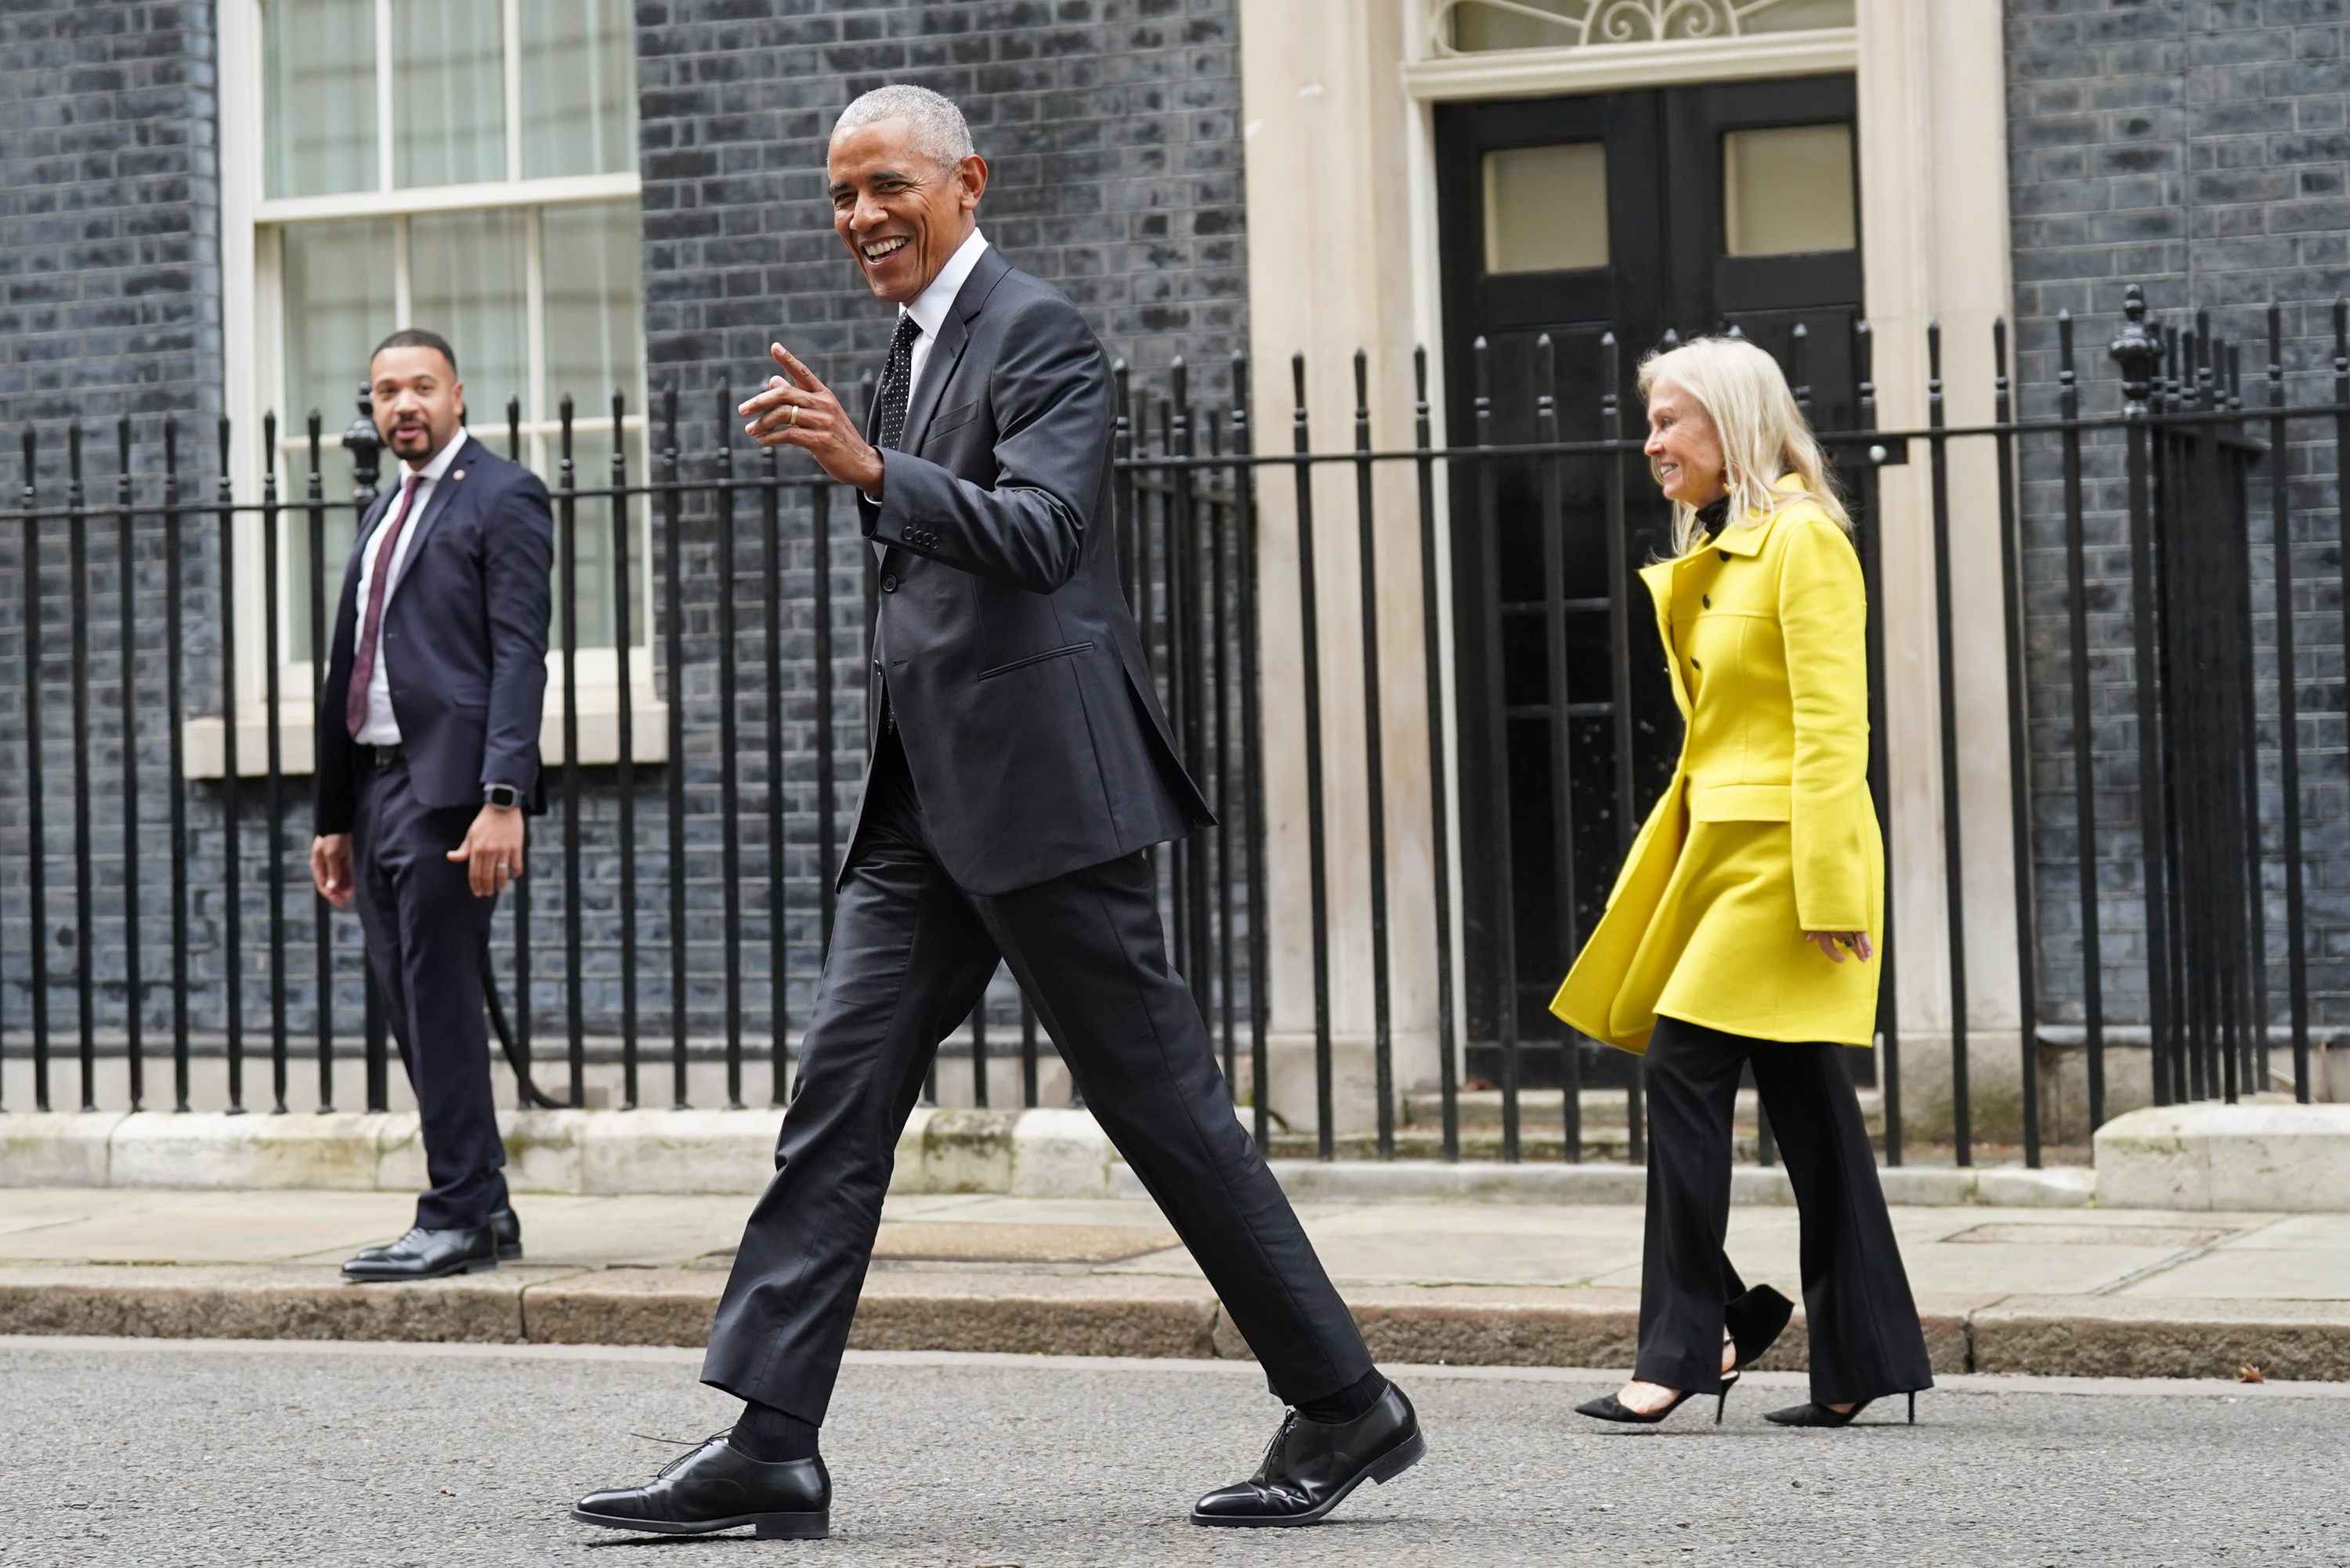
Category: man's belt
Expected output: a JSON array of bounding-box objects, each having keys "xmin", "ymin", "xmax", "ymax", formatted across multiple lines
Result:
[{"xmin": 362, "ymin": 742, "xmax": 403, "ymax": 768}]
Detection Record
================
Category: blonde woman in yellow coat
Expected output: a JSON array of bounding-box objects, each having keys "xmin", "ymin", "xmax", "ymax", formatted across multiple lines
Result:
[{"xmin": 1553, "ymin": 336, "xmax": 1931, "ymax": 1429}]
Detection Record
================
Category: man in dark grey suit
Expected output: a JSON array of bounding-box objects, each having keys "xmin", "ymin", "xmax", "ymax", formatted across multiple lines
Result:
[
  {"xmin": 573, "ymin": 86, "xmax": 1420, "ymax": 1541},
  {"xmin": 312, "ymin": 328, "xmax": 551, "ymax": 1283}
]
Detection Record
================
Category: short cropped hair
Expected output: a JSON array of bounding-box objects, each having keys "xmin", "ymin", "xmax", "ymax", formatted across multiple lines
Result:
[
  {"xmin": 371, "ymin": 327, "xmax": 459, "ymax": 378},
  {"xmin": 831, "ymin": 85, "xmax": 975, "ymax": 170}
]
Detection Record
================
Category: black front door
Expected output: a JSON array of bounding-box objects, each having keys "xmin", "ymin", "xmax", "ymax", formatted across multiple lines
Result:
[{"xmin": 1436, "ymin": 75, "xmax": 1864, "ymax": 1081}]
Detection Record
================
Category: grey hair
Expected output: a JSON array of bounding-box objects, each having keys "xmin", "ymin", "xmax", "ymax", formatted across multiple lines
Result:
[{"xmin": 831, "ymin": 85, "xmax": 976, "ymax": 169}]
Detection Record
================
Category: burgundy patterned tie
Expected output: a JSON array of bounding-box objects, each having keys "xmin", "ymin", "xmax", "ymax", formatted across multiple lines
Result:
[{"xmin": 345, "ymin": 475, "xmax": 423, "ymax": 740}]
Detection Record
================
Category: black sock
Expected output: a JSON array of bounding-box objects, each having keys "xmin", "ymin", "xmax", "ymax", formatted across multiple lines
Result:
[
  {"xmin": 1295, "ymin": 1367, "xmax": 1390, "ymax": 1426},
  {"xmin": 729, "ymin": 1399, "xmax": 820, "ymax": 1462}
]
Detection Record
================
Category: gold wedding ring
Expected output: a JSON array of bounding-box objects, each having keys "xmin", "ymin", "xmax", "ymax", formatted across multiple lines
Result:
[{"xmin": 787, "ymin": 403, "xmax": 799, "ymax": 428}]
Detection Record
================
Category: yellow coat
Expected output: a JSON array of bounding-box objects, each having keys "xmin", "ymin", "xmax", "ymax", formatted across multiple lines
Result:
[{"xmin": 1549, "ymin": 482, "xmax": 1883, "ymax": 1051}]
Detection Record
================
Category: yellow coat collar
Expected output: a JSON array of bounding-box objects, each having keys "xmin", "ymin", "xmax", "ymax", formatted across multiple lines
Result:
[{"xmin": 1684, "ymin": 473, "xmax": 1810, "ymax": 561}]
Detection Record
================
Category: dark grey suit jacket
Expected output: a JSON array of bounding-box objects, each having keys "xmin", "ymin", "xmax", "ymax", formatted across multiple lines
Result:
[
  {"xmin": 854, "ymin": 246, "xmax": 1213, "ymax": 894},
  {"xmin": 316, "ymin": 435, "xmax": 553, "ymax": 833}
]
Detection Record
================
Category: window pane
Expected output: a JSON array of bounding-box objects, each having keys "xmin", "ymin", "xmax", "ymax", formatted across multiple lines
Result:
[
  {"xmin": 543, "ymin": 201, "xmax": 644, "ymax": 410},
  {"xmin": 281, "ymin": 219, "xmax": 396, "ymax": 659},
  {"xmin": 1744, "ymin": 0, "xmax": 1856, "ymax": 34},
  {"xmin": 1722, "ymin": 123, "xmax": 1856, "ymax": 258},
  {"xmin": 264, "ymin": 0, "xmax": 377, "ymax": 197},
  {"xmin": 1453, "ymin": 0, "xmax": 1579, "ymax": 52},
  {"xmin": 410, "ymin": 208, "xmax": 529, "ymax": 423},
  {"xmin": 520, "ymin": 0, "xmax": 636, "ymax": 179},
  {"xmin": 1482, "ymin": 143, "xmax": 1608, "ymax": 275},
  {"xmin": 393, "ymin": 0, "xmax": 507, "ymax": 188}
]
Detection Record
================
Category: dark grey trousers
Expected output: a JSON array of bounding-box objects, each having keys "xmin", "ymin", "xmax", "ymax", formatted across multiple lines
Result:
[
  {"xmin": 351, "ymin": 756, "xmax": 508, "ymax": 1231},
  {"xmin": 1634, "ymin": 1014, "xmax": 1933, "ymax": 1406},
  {"xmin": 701, "ymin": 736, "xmax": 1373, "ymax": 1423}
]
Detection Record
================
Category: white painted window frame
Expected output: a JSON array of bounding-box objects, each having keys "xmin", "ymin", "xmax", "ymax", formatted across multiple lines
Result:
[{"xmin": 210, "ymin": 0, "xmax": 663, "ymax": 779}]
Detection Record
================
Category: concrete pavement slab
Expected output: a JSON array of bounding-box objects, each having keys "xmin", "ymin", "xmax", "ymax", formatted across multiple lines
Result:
[
  {"xmin": 0, "ymin": 1189, "xmax": 417, "ymax": 1263},
  {"xmin": 2112, "ymin": 1246, "xmax": 2350, "ymax": 1299}
]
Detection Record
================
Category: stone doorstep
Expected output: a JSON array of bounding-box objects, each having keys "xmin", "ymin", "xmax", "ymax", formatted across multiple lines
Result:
[
  {"xmin": 3, "ymin": 1266, "xmax": 2345, "ymax": 1381},
  {"xmin": 2094, "ymin": 1102, "xmax": 2350, "ymax": 1212}
]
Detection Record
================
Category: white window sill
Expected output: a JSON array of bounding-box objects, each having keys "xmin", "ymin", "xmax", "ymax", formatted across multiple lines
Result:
[{"xmin": 183, "ymin": 650, "xmax": 668, "ymax": 779}]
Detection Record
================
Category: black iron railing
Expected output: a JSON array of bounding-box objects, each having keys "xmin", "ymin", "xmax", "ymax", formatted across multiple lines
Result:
[{"xmin": 5, "ymin": 282, "xmax": 2346, "ymax": 1162}]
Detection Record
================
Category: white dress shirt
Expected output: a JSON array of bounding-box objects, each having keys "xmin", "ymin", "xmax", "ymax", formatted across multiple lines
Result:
[
  {"xmin": 901, "ymin": 226, "xmax": 989, "ymax": 413},
  {"xmin": 351, "ymin": 430, "xmax": 468, "ymax": 745}
]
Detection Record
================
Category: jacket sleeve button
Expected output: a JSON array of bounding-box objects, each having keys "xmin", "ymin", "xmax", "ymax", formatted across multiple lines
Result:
[{"xmin": 1701, "ymin": 594, "xmax": 1711, "ymax": 608}]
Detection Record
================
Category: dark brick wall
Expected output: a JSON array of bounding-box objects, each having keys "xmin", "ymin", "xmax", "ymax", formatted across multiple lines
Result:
[
  {"xmin": 631, "ymin": 0, "xmax": 1250, "ymax": 449},
  {"xmin": 0, "ymin": 1, "xmax": 221, "ymax": 435},
  {"xmin": 2006, "ymin": 0, "xmax": 2350, "ymax": 1032}
]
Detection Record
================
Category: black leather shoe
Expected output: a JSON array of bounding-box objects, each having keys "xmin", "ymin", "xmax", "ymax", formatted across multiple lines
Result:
[
  {"xmin": 571, "ymin": 1433, "xmax": 830, "ymax": 1539},
  {"xmin": 351, "ymin": 1209, "xmax": 521, "ymax": 1265},
  {"xmin": 340, "ymin": 1225, "xmax": 498, "ymax": 1282},
  {"xmin": 1191, "ymin": 1385, "xmax": 1423, "ymax": 1528}
]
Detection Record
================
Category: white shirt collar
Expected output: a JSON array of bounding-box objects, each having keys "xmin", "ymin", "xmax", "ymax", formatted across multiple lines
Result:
[
  {"xmin": 902, "ymin": 229, "xmax": 989, "ymax": 341},
  {"xmin": 402, "ymin": 428, "xmax": 470, "ymax": 482}
]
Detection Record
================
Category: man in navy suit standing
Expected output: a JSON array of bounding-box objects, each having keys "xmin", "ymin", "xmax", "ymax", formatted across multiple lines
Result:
[{"xmin": 311, "ymin": 328, "xmax": 552, "ymax": 1282}]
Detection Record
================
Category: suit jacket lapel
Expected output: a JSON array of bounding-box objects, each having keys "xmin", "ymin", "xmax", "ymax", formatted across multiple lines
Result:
[
  {"xmin": 392, "ymin": 435, "xmax": 479, "ymax": 580},
  {"xmin": 902, "ymin": 247, "xmax": 1011, "ymax": 452}
]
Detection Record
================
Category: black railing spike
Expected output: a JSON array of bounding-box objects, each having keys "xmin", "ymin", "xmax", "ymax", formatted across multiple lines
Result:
[
  {"xmin": 1413, "ymin": 342, "xmax": 1427, "ymax": 406},
  {"xmin": 2059, "ymin": 309, "xmax": 2076, "ymax": 381},
  {"xmin": 1290, "ymin": 351, "xmax": 1308, "ymax": 432},
  {"xmin": 2110, "ymin": 284, "xmax": 2160, "ymax": 411},
  {"xmin": 1171, "ymin": 354, "xmax": 1188, "ymax": 412},
  {"xmin": 262, "ymin": 412, "xmax": 275, "ymax": 474}
]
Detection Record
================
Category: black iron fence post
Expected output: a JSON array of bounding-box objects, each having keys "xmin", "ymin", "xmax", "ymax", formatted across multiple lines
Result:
[
  {"xmin": 1351, "ymin": 349, "xmax": 1397, "ymax": 1161},
  {"xmin": 1413, "ymin": 347, "xmax": 1462, "ymax": 1162},
  {"xmin": 1289, "ymin": 354, "xmax": 1336, "ymax": 1161},
  {"xmin": 1992, "ymin": 320, "xmax": 2042, "ymax": 1167},
  {"xmin": 1925, "ymin": 324, "xmax": 1972, "ymax": 1165},
  {"xmin": 2112, "ymin": 287, "xmax": 2175, "ymax": 1108},
  {"xmin": 114, "ymin": 416, "xmax": 143, "ymax": 1112}
]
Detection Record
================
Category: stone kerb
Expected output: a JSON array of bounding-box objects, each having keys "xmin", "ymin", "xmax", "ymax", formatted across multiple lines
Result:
[{"xmin": 2095, "ymin": 1102, "xmax": 2350, "ymax": 1212}]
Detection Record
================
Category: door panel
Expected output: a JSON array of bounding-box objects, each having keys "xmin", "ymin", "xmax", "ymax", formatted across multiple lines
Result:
[{"xmin": 1437, "ymin": 74, "xmax": 1863, "ymax": 1082}]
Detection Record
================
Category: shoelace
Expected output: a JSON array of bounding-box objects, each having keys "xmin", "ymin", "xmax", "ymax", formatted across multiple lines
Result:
[{"xmin": 630, "ymin": 1431, "xmax": 728, "ymax": 1480}]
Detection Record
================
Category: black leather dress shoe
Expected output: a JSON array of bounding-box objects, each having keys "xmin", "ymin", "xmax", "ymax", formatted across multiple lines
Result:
[
  {"xmin": 340, "ymin": 1224, "xmax": 498, "ymax": 1282},
  {"xmin": 571, "ymin": 1434, "xmax": 830, "ymax": 1539},
  {"xmin": 351, "ymin": 1209, "xmax": 521, "ymax": 1265},
  {"xmin": 1191, "ymin": 1385, "xmax": 1423, "ymax": 1527}
]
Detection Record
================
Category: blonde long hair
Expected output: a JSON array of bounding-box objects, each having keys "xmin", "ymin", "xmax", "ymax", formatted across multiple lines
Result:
[{"xmin": 1636, "ymin": 335, "xmax": 1849, "ymax": 556}]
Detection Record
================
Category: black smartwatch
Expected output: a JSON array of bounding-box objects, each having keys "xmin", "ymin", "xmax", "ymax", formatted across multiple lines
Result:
[{"xmin": 482, "ymin": 782, "xmax": 522, "ymax": 810}]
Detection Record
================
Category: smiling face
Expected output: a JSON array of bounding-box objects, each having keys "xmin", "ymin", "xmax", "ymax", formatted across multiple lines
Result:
[
  {"xmin": 828, "ymin": 117, "xmax": 988, "ymax": 305},
  {"xmin": 368, "ymin": 344, "xmax": 465, "ymax": 468},
  {"xmin": 1643, "ymin": 378, "xmax": 1729, "ymax": 507}
]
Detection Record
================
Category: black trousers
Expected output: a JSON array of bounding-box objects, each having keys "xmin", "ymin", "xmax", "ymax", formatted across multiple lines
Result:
[
  {"xmin": 351, "ymin": 756, "xmax": 508, "ymax": 1231},
  {"xmin": 1634, "ymin": 1014, "xmax": 1932, "ymax": 1406},
  {"xmin": 702, "ymin": 735, "xmax": 1373, "ymax": 1423}
]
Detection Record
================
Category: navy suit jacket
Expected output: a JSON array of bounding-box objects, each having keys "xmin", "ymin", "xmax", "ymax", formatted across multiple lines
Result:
[
  {"xmin": 853, "ymin": 246, "xmax": 1213, "ymax": 895},
  {"xmin": 315, "ymin": 435, "xmax": 553, "ymax": 833}
]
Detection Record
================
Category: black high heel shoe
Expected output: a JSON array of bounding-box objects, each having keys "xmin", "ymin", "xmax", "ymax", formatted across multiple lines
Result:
[
  {"xmin": 1724, "ymin": 1284, "xmax": 1795, "ymax": 1371},
  {"xmin": 1574, "ymin": 1377, "xmax": 1737, "ymax": 1427},
  {"xmin": 1762, "ymin": 1392, "xmax": 1917, "ymax": 1428}
]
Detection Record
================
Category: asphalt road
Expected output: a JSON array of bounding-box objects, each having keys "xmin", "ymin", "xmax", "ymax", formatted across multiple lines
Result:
[{"xmin": 2, "ymin": 1339, "xmax": 2345, "ymax": 1568}]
